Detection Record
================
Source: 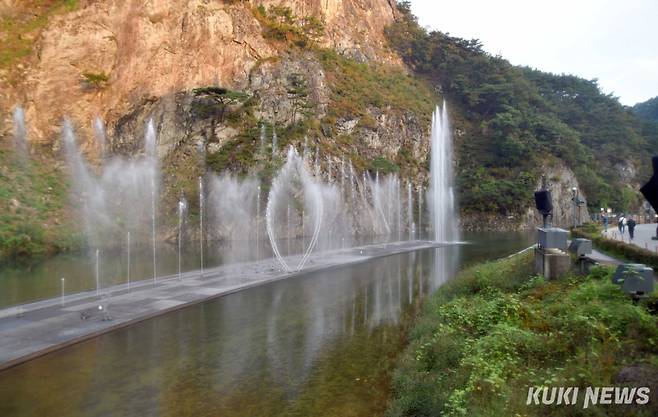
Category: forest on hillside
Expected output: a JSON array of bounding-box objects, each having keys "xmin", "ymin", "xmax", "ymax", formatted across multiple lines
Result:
[
  {"xmin": 386, "ymin": 1, "xmax": 658, "ymax": 214},
  {"xmin": 634, "ymin": 96, "xmax": 658, "ymax": 122}
]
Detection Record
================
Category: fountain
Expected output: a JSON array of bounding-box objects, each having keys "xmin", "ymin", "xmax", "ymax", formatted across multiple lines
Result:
[
  {"xmin": 266, "ymin": 147, "xmax": 324, "ymax": 272},
  {"xmin": 418, "ymin": 187, "xmax": 423, "ymax": 236},
  {"xmin": 146, "ymin": 120, "xmax": 158, "ymax": 283},
  {"xmin": 178, "ymin": 199, "xmax": 187, "ymax": 280},
  {"xmin": 407, "ymin": 182, "xmax": 414, "ymax": 240},
  {"xmin": 428, "ymin": 102, "xmax": 460, "ymax": 290},
  {"xmin": 93, "ymin": 117, "xmax": 106, "ymax": 157},
  {"xmin": 272, "ymin": 127, "xmax": 278, "ymax": 156},
  {"xmin": 198, "ymin": 176, "xmax": 205, "ymax": 274},
  {"xmin": 62, "ymin": 118, "xmax": 161, "ymax": 285},
  {"xmin": 95, "ymin": 249, "xmax": 100, "ymax": 297},
  {"xmin": 12, "ymin": 107, "xmax": 28, "ymax": 161},
  {"xmin": 126, "ymin": 232, "xmax": 131, "ymax": 288},
  {"xmin": 260, "ymin": 124, "xmax": 266, "ymax": 154},
  {"xmin": 428, "ymin": 102, "xmax": 459, "ymax": 244},
  {"xmin": 50, "ymin": 105, "xmax": 446, "ymax": 289},
  {"xmin": 207, "ymin": 173, "xmax": 259, "ymax": 262}
]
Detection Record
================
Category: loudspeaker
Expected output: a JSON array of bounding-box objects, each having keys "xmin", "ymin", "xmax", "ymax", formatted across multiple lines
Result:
[
  {"xmin": 534, "ymin": 190, "xmax": 553, "ymax": 215},
  {"xmin": 641, "ymin": 175, "xmax": 658, "ymax": 211},
  {"xmin": 653, "ymin": 156, "xmax": 658, "ymax": 175}
]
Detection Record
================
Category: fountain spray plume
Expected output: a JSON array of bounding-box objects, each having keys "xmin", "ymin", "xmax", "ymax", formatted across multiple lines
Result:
[
  {"xmin": 207, "ymin": 173, "xmax": 259, "ymax": 263},
  {"xmin": 266, "ymin": 147, "xmax": 323, "ymax": 272},
  {"xmin": 272, "ymin": 127, "xmax": 278, "ymax": 157},
  {"xmin": 178, "ymin": 198, "xmax": 187, "ymax": 280},
  {"xmin": 93, "ymin": 117, "xmax": 107, "ymax": 157},
  {"xmin": 429, "ymin": 102, "xmax": 459, "ymax": 243},
  {"xmin": 63, "ymin": 116, "xmax": 162, "ymax": 286},
  {"xmin": 145, "ymin": 119, "xmax": 158, "ymax": 283},
  {"xmin": 12, "ymin": 106, "xmax": 29, "ymax": 161},
  {"xmin": 199, "ymin": 176, "xmax": 205, "ymax": 274},
  {"xmin": 428, "ymin": 102, "xmax": 460, "ymax": 291}
]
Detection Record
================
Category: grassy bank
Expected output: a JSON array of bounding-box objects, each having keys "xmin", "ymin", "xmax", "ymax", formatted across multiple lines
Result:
[
  {"xmin": 387, "ymin": 252, "xmax": 658, "ymax": 416},
  {"xmin": 0, "ymin": 148, "xmax": 82, "ymax": 263}
]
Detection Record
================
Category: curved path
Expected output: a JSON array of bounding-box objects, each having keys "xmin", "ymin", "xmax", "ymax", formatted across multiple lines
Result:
[{"xmin": 603, "ymin": 223, "xmax": 658, "ymax": 253}]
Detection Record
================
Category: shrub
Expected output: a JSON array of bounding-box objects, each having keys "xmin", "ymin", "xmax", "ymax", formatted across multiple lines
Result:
[{"xmin": 82, "ymin": 71, "xmax": 109, "ymax": 89}]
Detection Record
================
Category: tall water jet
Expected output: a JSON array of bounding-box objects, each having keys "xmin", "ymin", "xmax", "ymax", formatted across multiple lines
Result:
[
  {"xmin": 418, "ymin": 187, "xmax": 423, "ymax": 236},
  {"xmin": 126, "ymin": 232, "xmax": 131, "ymax": 288},
  {"xmin": 260, "ymin": 124, "xmax": 266, "ymax": 154},
  {"xmin": 429, "ymin": 103, "xmax": 459, "ymax": 243},
  {"xmin": 257, "ymin": 184, "xmax": 261, "ymax": 258},
  {"xmin": 12, "ymin": 107, "xmax": 28, "ymax": 160},
  {"xmin": 145, "ymin": 120, "xmax": 158, "ymax": 283},
  {"xmin": 314, "ymin": 148, "xmax": 320, "ymax": 177},
  {"xmin": 178, "ymin": 199, "xmax": 187, "ymax": 280},
  {"xmin": 272, "ymin": 127, "xmax": 278, "ymax": 157},
  {"xmin": 95, "ymin": 249, "xmax": 101, "ymax": 297},
  {"xmin": 407, "ymin": 182, "xmax": 413, "ymax": 239},
  {"xmin": 93, "ymin": 117, "xmax": 107, "ymax": 157},
  {"xmin": 199, "ymin": 176, "xmax": 205, "ymax": 274}
]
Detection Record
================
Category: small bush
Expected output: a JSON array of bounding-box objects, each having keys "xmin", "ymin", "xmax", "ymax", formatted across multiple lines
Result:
[{"xmin": 82, "ymin": 71, "xmax": 109, "ymax": 88}]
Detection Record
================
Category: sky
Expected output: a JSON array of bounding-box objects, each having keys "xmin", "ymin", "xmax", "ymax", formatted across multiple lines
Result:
[{"xmin": 409, "ymin": 0, "xmax": 658, "ymax": 106}]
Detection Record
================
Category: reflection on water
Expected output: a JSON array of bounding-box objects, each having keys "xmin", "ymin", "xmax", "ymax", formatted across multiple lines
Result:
[
  {"xmin": 0, "ymin": 235, "xmax": 404, "ymax": 309},
  {"xmin": 0, "ymin": 232, "xmax": 533, "ymax": 417}
]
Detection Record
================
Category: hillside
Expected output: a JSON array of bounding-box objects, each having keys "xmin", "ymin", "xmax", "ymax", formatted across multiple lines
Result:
[
  {"xmin": 386, "ymin": 2, "xmax": 658, "ymax": 217},
  {"xmin": 634, "ymin": 96, "xmax": 658, "ymax": 122}
]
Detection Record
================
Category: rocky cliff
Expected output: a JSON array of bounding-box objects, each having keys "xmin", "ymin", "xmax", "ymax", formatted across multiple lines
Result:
[{"xmin": 0, "ymin": 0, "xmax": 401, "ymax": 148}]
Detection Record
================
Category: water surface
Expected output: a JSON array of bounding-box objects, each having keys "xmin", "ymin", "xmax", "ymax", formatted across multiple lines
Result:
[{"xmin": 0, "ymin": 232, "xmax": 532, "ymax": 417}]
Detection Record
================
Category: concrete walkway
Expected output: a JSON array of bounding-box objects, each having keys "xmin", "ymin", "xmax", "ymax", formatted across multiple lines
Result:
[
  {"xmin": 0, "ymin": 240, "xmax": 445, "ymax": 371},
  {"xmin": 603, "ymin": 223, "xmax": 658, "ymax": 253}
]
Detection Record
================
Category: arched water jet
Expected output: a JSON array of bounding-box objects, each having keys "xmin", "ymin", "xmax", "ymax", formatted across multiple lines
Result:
[{"xmin": 266, "ymin": 147, "xmax": 323, "ymax": 272}]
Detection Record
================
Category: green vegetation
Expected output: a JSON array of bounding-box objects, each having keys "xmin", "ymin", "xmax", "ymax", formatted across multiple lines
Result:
[
  {"xmin": 386, "ymin": 1, "xmax": 658, "ymax": 215},
  {"xmin": 318, "ymin": 49, "xmax": 435, "ymax": 121},
  {"xmin": 388, "ymin": 252, "xmax": 658, "ymax": 416},
  {"xmin": 192, "ymin": 86, "xmax": 250, "ymax": 123},
  {"xmin": 633, "ymin": 96, "xmax": 658, "ymax": 122},
  {"xmin": 573, "ymin": 223, "xmax": 658, "ymax": 270},
  {"xmin": 204, "ymin": 46, "xmax": 436, "ymax": 181},
  {"xmin": 0, "ymin": 0, "xmax": 79, "ymax": 71},
  {"xmin": 253, "ymin": 6, "xmax": 324, "ymax": 48},
  {"xmin": 318, "ymin": 48, "xmax": 436, "ymax": 175},
  {"xmin": 81, "ymin": 71, "xmax": 109, "ymax": 89},
  {"xmin": 0, "ymin": 147, "xmax": 81, "ymax": 262},
  {"xmin": 369, "ymin": 156, "xmax": 400, "ymax": 174}
]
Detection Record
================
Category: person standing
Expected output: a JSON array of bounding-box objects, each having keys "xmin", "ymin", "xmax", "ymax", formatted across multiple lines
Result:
[
  {"xmin": 602, "ymin": 214, "xmax": 608, "ymax": 232},
  {"xmin": 618, "ymin": 215, "xmax": 626, "ymax": 235},
  {"xmin": 627, "ymin": 217, "xmax": 637, "ymax": 240}
]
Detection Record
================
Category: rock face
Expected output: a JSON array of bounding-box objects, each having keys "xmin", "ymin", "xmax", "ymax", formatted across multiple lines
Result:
[
  {"xmin": 0, "ymin": 0, "xmax": 399, "ymax": 148},
  {"xmin": 460, "ymin": 161, "xmax": 591, "ymax": 231},
  {"xmin": 525, "ymin": 162, "xmax": 591, "ymax": 229}
]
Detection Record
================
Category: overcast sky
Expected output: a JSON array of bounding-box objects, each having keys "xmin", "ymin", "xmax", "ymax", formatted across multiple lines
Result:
[{"xmin": 409, "ymin": 0, "xmax": 658, "ymax": 106}]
